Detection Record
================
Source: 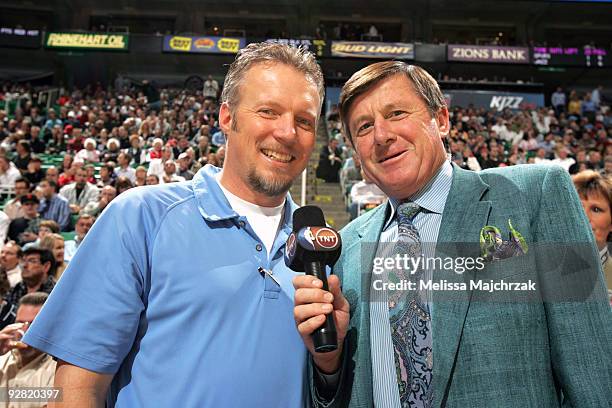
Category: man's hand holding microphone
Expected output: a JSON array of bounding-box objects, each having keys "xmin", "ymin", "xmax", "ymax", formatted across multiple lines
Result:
[{"xmin": 286, "ymin": 206, "xmax": 350, "ymax": 374}]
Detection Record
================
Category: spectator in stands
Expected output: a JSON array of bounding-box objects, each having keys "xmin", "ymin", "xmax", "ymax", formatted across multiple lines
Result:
[
  {"xmin": 147, "ymin": 145, "xmax": 172, "ymax": 178},
  {"xmin": 177, "ymin": 153, "xmax": 194, "ymax": 181},
  {"xmin": 145, "ymin": 174, "xmax": 159, "ymax": 185},
  {"xmin": 96, "ymin": 163, "xmax": 115, "ymax": 188},
  {"xmin": 115, "ymin": 176, "xmax": 133, "ymax": 194},
  {"xmin": 66, "ymin": 127, "xmax": 85, "ymax": 153},
  {"xmin": 551, "ymin": 146, "xmax": 575, "ymax": 172},
  {"xmin": 63, "ymin": 214, "xmax": 95, "ymax": 262},
  {"xmin": 126, "ymin": 134, "xmax": 146, "ymax": 165},
  {"xmin": 589, "ymin": 151, "xmax": 604, "ymax": 172},
  {"xmin": 27, "ymin": 125, "xmax": 45, "ymax": 154},
  {"xmin": 102, "ymin": 138, "xmax": 121, "ymax": 163},
  {"xmin": 74, "ymin": 138, "xmax": 100, "ymax": 163},
  {"xmin": 0, "ymin": 156, "xmax": 21, "ymax": 187},
  {"xmin": 134, "ymin": 166, "xmax": 147, "ymax": 187},
  {"xmin": 81, "ymin": 185, "xmax": 117, "ymax": 217},
  {"xmin": 551, "ymin": 87, "xmax": 566, "ymax": 115},
  {"xmin": 569, "ymin": 150, "xmax": 589, "ymax": 174},
  {"xmin": 534, "ymin": 148, "xmax": 550, "ymax": 164},
  {"xmin": 567, "ymin": 91, "xmax": 581, "ymax": 116},
  {"xmin": 7, "ymin": 194, "xmax": 41, "ymax": 246},
  {"xmin": 12, "ymin": 141, "xmax": 31, "ymax": 173},
  {"xmin": 605, "ymin": 156, "xmax": 612, "ymax": 176},
  {"xmin": 194, "ymin": 134, "xmax": 211, "ymax": 161},
  {"xmin": 115, "ymin": 152, "xmax": 136, "ymax": 183},
  {"xmin": 572, "ymin": 170, "xmax": 612, "ymax": 293},
  {"xmin": 581, "ymin": 92, "xmax": 597, "ymax": 123},
  {"xmin": 160, "ymin": 161, "xmax": 185, "ymax": 184},
  {"xmin": 57, "ymin": 160, "xmax": 76, "ymax": 189},
  {"xmin": 3, "ymin": 178, "xmax": 29, "ymax": 220},
  {"xmin": 38, "ymin": 180, "xmax": 71, "ymax": 231},
  {"xmin": 0, "ymin": 210, "xmax": 8, "ymax": 245},
  {"xmin": 316, "ymin": 138, "xmax": 343, "ymax": 183},
  {"xmin": 0, "ymin": 242, "xmax": 21, "ymax": 288},
  {"xmin": 40, "ymin": 234, "xmax": 66, "ymax": 279},
  {"xmin": 592, "ymin": 85, "xmax": 604, "ymax": 108},
  {"xmin": 59, "ymin": 167, "xmax": 99, "ymax": 214},
  {"xmin": 349, "ymin": 170, "xmax": 386, "ymax": 220},
  {"xmin": 0, "ymin": 292, "xmax": 56, "ymax": 392},
  {"xmin": 23, "ymin": 155, "xmax": 44, "ymax": 185},
  {"xmin": 203, "ymin": 75, "xmax": 219, "ymax": 100},
  {"xmin": 22, "ymin": 220, "xmax": 60, "ymax": 251},
  {"xmin": 0, "ymin": 246, "xmax": 55, "ymax": 329},
  {"xmin": 211, "ymin": 129, "xmax": 226, "ymax": 147},
  {"xmin": 147, "ymin": 138, "xmax": 164, "ymax": 161},
  {"xmin": 47, "ymin": 124, "xmax": 66, "ymax": 154}
]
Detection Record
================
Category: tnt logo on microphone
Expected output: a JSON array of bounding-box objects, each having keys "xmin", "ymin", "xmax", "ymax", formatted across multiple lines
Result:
[{"xmin": 313, "ymin": 227, "xmax": 340, "ymax": 250}]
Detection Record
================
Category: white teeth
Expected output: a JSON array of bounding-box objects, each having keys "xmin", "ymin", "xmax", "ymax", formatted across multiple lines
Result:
[{"xmin": 262, "ymin": 149, "xmax": 292, "ymax": 163}]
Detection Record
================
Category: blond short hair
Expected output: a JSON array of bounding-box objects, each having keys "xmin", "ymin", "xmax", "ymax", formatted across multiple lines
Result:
[{"xmin": 221, "ymin": 42, "xmax": 324, "ymax": 113}]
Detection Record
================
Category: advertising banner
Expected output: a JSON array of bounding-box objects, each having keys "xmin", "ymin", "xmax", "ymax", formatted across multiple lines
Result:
[
  {"xmin": 45, "ymin": 32, "xmax": 129, "ymax": 50},
  {"xmin": 163, "ymin": 35, "xmax": 245, "ymax": 54},
  {"xmin": 0, "ymin": 27, "xmax": 41, "ymax": 49},
  {"xmin": 331, "ymin": 41, "xmax": 414, "ymax": 59},
  {"xmin": 447, "ymin": 45, "xmax": 530, "ymax": 64},
  {"xmin": 444, "ymin": 90, "xmax": 544, "ymax": 111}
]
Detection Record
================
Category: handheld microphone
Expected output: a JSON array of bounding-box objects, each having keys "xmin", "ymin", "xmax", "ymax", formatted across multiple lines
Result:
[{"xmin": 285, "ymin": 206, "xmax": 342, "ymax": 353}]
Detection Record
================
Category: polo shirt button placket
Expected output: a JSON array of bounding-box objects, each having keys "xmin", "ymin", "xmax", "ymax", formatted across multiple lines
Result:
[{"xmin": 255, "ymin": 244, "xmax": 263, "ymax": 252}]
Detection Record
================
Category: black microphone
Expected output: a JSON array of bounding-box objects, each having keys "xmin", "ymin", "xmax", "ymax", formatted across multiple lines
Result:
[{"xmin": 285, "ymin": 206, "xmax": 342, "ymax": 353}]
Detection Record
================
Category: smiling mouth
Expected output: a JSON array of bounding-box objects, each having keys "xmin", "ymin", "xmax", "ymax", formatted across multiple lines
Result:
[
  {"xmin": 378, "ymin": 150, "xmax": 407, "ymax": 163},
  {"xmin": 261, "ymin": 148, "xmax": 294, "ymax": 163}
]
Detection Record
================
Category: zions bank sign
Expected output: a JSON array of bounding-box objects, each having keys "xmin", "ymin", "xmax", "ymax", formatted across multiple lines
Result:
[{"xmin": 448, "ymin": 45, "xmax": 530, "ymax": 64}]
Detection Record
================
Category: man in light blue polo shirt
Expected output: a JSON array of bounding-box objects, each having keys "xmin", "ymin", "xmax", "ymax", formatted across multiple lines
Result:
[{"xmin": 23, "ymin": 42, "xmax": 324, "ymax": 407}]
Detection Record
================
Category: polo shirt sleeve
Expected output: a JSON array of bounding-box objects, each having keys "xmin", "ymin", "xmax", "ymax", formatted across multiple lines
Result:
[{"xmin": 23, "ymin": 191, "xmax": 154, "ymax": 374}]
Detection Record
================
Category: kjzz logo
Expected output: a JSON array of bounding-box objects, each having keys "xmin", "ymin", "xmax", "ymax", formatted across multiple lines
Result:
[
  {"xmin": 314, "ymin": 228, "xmax": 339, "ymax": 249},
  {"xmin": 490, "ymin": 96, "xmax": 523, "ymax": 110}
]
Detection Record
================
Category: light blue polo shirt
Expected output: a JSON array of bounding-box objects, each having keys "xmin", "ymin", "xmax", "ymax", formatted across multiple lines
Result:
[{"xmin": 24, "ymin": 165, "xmax": 309, "ymax": 407}]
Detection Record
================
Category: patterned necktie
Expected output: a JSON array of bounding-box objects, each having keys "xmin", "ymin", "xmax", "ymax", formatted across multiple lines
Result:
[{"xmin": 389, "ymin": 201, "xmax": 433, "ymax": 407}]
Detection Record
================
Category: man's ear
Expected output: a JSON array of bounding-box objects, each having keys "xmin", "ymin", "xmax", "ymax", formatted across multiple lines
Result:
[
  {"xmin": 435, "ymin": 106, "xmax": 450, "ymax": 137},
  {"xmin": 218, "ymin": 102, "xmax": 233, "ymax": 135}
]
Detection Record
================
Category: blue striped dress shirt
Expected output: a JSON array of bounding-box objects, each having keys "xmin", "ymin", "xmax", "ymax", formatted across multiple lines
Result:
[{"xmin": 370, "ymin": 161, "xmax": 453, "ymax": 407}]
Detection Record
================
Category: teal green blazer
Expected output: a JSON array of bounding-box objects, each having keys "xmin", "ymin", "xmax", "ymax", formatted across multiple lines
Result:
[{"xmin": 315, "ymin": 164, "xmax": 612, "ymax": 407}]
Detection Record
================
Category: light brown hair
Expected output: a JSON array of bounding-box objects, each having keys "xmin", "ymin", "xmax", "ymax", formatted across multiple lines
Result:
[{"xmin": 339, "ymin": 61, "xmax": 446, "ymax": 142}]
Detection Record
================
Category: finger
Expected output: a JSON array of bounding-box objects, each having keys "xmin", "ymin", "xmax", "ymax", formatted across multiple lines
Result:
[
  {"xmin": 327, "ymin": 275, "xmax": 349, "ymax": 310},
  {"xmin": 294, "ymin": 288, "xmax": 333, "ymax": 305},
  {"xmin": 294, "ymin": 303, "xmax": 333, "ymax": 323},
  {"xmin": 292, "ymin": 275, "xmax": 324, "ymax": 290},
  {"xmin": 296, "ymin": 314, "xmax": 327, "ymax": 336}
]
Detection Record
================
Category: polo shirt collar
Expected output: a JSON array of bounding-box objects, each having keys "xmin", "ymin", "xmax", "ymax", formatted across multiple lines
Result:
[{"xmin": 192, "ymin": 165, "xmax": 298, "ymax": 235}]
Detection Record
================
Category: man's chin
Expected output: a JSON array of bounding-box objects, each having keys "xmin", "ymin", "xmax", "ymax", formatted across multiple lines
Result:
[{"xmin": 247, "ymin": 171, "xmax": 294, "ymax": 197}]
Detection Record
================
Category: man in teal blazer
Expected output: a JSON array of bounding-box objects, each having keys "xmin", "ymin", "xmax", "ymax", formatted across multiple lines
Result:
[{"xmin": 293, "ymin": 61, "xmax": 611, "ymax": 407}]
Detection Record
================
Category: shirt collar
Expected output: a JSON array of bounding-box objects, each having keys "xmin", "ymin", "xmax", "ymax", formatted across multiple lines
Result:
[
  {"xmin": 191, "ymin": 164, "xmax": 297, "ymax": 234},
  {"xmin": 383, "ymin": 160, "xmax": 453, "ymax": 230}
]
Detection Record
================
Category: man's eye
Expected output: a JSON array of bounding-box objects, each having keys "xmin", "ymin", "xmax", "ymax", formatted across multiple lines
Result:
[
  {"xmin": 259, "ymin": 109, "xmax": 275, "ymax": 116},
  {"xmin": 357, "ymin": 123, "xmax": 372, "ymax": 134},
  {"xmin": 297, "ymin": 118, "xmax": 314, "ymax": 129}
]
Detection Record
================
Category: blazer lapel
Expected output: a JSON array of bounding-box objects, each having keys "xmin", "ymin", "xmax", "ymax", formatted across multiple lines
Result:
[
  {"xmin": 342, "ymin": 205, "xmax": 387, "ymax": 407},
  {"xmin": 433, "ymin": 166, "xmax": 491, "ymax": 408}
]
